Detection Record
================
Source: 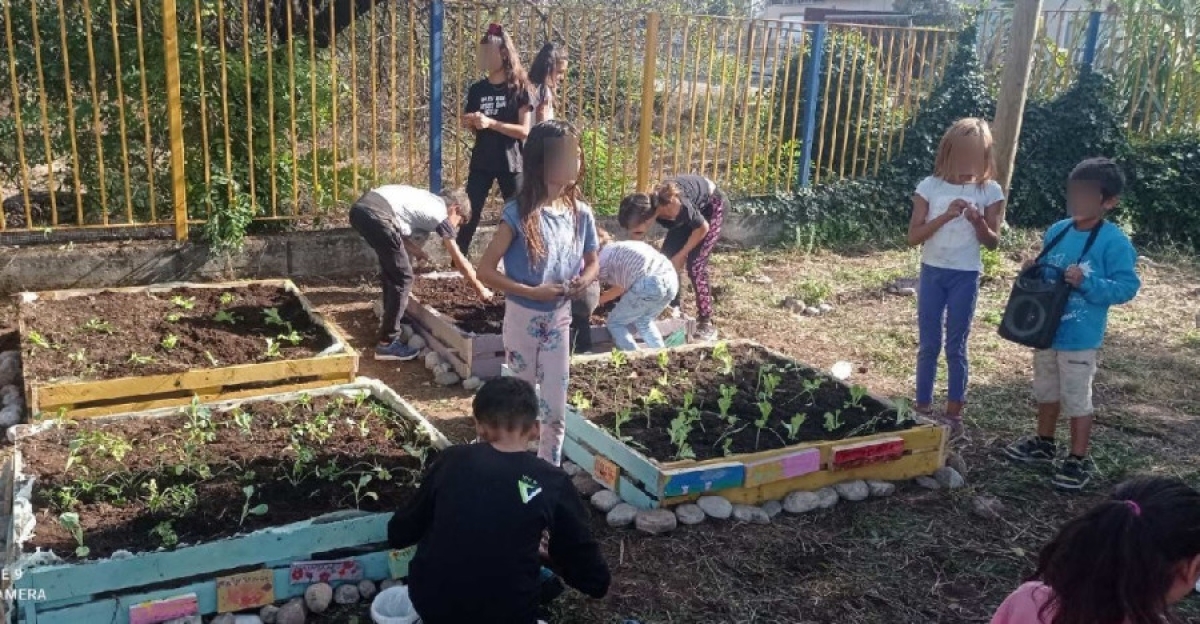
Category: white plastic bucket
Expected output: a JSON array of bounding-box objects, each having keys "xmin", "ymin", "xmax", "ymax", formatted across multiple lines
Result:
[{"xmin": 371, "ymin": 585, "xmax": 421, "ymax": 624}]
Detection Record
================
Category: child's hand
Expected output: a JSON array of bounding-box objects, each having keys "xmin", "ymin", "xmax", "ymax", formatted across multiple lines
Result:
[
  {"xmin": 564, "ymin": 277, "xmax": 590, "ymax": 299},
  {"xmin": 1064, "ymin": 265, "xmax": 1084, "ymax": 287},
  {"xmin": 476, "ymin": 114, "xmax": 495, "ymax": 130},
  {"xmin": 528, "ymin": 283, "xmax": 567, "ymax": 302},
  {"xmin": 670, "ymin": 253, "xmax": 687, "ymax": 272},
  {"xmin": 475, "ymin": 284, "xmax": 494, "ymax": 302},
  {"xmin": 944, "ymin": 199, "xmax": 968, "ymax": 220},
  {"xmin": 964, "ymin": 205, "xmax": 982, "ymax": 224}
]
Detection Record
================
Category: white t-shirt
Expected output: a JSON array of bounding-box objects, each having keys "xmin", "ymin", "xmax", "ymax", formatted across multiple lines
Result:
[
  {"xmin": 371, "ymin": 185, "xmax": 453, "ymax": 240},
  {"xmin": 599, "ymin": 241, "xmax": 674, "ymax": 290},
  {"xmin": 915, "ymin": 176, "xmax": 1005, "ymax": 272}
]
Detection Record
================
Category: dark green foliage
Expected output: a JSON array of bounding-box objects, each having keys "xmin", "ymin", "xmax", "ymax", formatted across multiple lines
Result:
[{"xmin": 1122, "ymin": 134, "xmax": 1200, "ymax": 251}]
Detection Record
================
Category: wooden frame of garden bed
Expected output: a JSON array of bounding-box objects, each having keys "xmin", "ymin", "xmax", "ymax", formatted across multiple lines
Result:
[
  {"xmin": 405, "ymin": 275, "xmax": 693, "ymax": 380},
  {"xmin": 3, "ymin": 378, "xmax": 448, "ymax": 624},
  {"xmin": 562, "ymin": 341, "xmax": 947, "ymax": 509},
  {"xmin": 17, "ymin": 280, "xmax": 359, "ymax": 420}
]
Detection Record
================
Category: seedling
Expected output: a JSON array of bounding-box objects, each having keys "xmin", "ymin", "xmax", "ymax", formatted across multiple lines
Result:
[
  {"xmin": 402, "ymin": 443, "xmax": 431, "ymax": 471},
  {"xmin": 782, "ymin": 414, "xmax": 807, "ymax": 441},
  {"xmin": 66, "ymin": 429, "xmax": 133, "ymax": 471},
  {"xmin": 758, "ymin": 370, "xmax": 781, "ymax": 400},
  {"xmin": 264, "ymin": 338, "xmax": 282, "ymax": 359},
  {"xmin": 277, "ymin": 330, "xmax": 303, "ymax": 346},
  {"xmin": 150, "ymin": 521, "xmax": 179, "ymax": 549},
  {"xmin": 657, "ymin": 351, "xmax": 671, "ymax": 385},
  {"xmin": 641, "ymin": 387, "xmax": 667, "ymax": 427},
  {"xmin": 846, "ymin": 385, "xmax": 869, "ymax": 410},
  {"xmin": 570, "ymin": 391, "xmax": 592, "ymax": 411},
  {"xmin": 204, "ymin": 351, "xmax": 220, "ymax": 366},
  {"xmin": 610, "ymin": 348, "xmax": 628, "ymax": 370},
  {"xmin": 667, "ymin": 413, "xmax": 695, "ymax": 460},
  {"xmin": 213, "ymin": 310, "xmax": 240, "ymax": 324},
  {"xmin": 680, "ymin": 391, "xmax": 703, "ymax": 432},
  {"xmin": 712, "ymin": 342, "xmax": 734, "ymax": 375},
  {"xmin": 344, "ymin": 474, "xmax": 378, "ymax": 508},
  {"xmin": 27, "ymin": 331, "xmax": 51, "ymax": 349},
  {"xmin": 144, "ymin": 479, "xmax": 198, "ymax": 516},
  {"xmin": 263, "ymin": 307, "xmax": 289, "ymax": 329},
  {"xmin": 57, "ymin": 512, "xmax": 89, "ymax": 558},
  {"xmin": 165, "ymin": 313, "xmax": 182, "ymax": 323},
  {"xmin": 823, "ymin": 410, "xmax": 844, "ymax": 433},
  {"xmin": 81, "ymin": 318, "xmax": 114, "ymax": 334},
  {"xmin": 161, "ymin": 334, "xmax": 180, "ymax": 351},
  {"xmin": 128, "ymin": 352, "xmax": 153, "ymax": 366},
  {"xmin": 613, "ymin": 406, "xmax": 633, "ymax": 439},
  {"xmin": 67, "ymin": 348, "xmax": 87, "ymax": 365},
  {"xmin": 721, "ymin": 437, "xmax": 735, "ymax": 457},
  {"xmin": 754, "ymin": 400, "xmax": 774, "ymax": 449},
  {"xmin": 170, "ymin": 295, "xmax": 196, "ymax": 310},
  {"xmin": 891, "ymin": 398, "xmax": 915, "ymax": 427},
  {"xmin": 183, "ymin": 398, "xmax": 216, "ymax": 445},
  {"xmin": 230, "ymin": 407, "xmax": 253, "ymax": 434},
  {"xmin": 219, "ymin": 292, "xmax": 235, "ymax": 306},
  {"xmin": 238, "ymin": 485, "xmax": 268, "ymax": 526},
  {"xmin": 717, "ymin": 385, "xmax": 737, "ymax": 423},
  {"xmin": 799, "ymin": 378, "xmax": 822, "ymax": 403}
]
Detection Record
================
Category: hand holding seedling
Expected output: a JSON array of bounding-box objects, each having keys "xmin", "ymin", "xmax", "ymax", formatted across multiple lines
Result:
[
  {"xmin": 527, "ymin": 283, "xmax": 567, "ymax": 302},
  {"xmin": 1064, "ymin": 265, "xmax": 1084, "ymax": 287},
  {"xmin": 964, "ymin": 204, "xmax": 983, "ymax": 224},
  {"xmin": 944, "ymin": 199, "xmax": 968, "ymax": 220}
]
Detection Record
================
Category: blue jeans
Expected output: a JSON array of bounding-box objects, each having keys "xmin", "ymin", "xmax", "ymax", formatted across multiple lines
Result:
[
  {"xmin": 607, "ymin": 273, "xmax": 679, "ymax": 351},
  {"xmin": 916, "ymin": 264, "xmax": 980, "ymax": 405}
]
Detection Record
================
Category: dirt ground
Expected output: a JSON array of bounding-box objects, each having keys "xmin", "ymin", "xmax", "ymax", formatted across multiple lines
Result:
[{"xmin": 301, "ymin": 235, "xmax": 1200, "ymax": 624}]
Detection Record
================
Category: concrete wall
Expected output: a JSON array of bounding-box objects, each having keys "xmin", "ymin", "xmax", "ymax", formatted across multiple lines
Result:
[{"xmin": 0, "ymin": 214, "xmax": 778, "ymax": 294}]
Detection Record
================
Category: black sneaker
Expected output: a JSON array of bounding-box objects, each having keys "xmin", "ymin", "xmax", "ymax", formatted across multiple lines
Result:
[
  {"xmin": 1053, "ymin": 456, "xmax": 1095, "ymax": 491},
  {"xmin": 1003, "ymin": 436, "xmax": 1056, "ymax": 465},
  {"xmin": 538, "ymin": 568, "xmax": 565, "ymax": 605}
]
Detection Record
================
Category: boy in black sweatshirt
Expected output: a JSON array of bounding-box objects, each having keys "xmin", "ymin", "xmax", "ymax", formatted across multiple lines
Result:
[{"xmin": 388, "ymin": 377, "xmax": 611, "ymax": 624}]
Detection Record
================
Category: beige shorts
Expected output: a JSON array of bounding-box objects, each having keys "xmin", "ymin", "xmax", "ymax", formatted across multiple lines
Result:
[{"xmin": 1033, "ymin": 349, "xmax": 1098, "ymax": 418}]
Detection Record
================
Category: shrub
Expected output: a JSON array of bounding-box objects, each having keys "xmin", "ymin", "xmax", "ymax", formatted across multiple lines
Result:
[{"xmin": 1122, "ymin": 133, "xmax": 1200, "ymax": 251}]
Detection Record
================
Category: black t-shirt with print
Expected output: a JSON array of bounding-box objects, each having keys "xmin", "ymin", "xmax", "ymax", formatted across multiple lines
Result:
[
  {"xmin": 656, "ymin": 175, "xmax": 716, "ymax": 234},
  {"xmin": 465, "ymin": 79, "xmax": 531, "ymax": 173}
]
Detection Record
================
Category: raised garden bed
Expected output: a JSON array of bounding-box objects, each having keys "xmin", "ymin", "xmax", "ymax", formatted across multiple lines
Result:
[
  {"xmin": 5, "ymin": 379, "xmax": 446, "ymax": 623},
  {"xmin": 563, "ymin": 341, "xmax": 945, "ymax": 508},
  {"xmin": 405, "ymin": 274, "xmax": 691, "ymax": 380},
  {"xmin": 17, "ymin": 280, "xmax": 358, "ymax": 419}
]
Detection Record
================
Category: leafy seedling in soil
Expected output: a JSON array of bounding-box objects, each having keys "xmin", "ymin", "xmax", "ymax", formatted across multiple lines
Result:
[
  {"xmin": 657, "ymin": 351, "xmax": 671, "ymax": 386},
  {"xmin": 668, "ymin": 413, "xmax": 696, "ymax": 460},
  {"xmin": 128, "ymin": 352, "xmax": 153, "ymax": 366},
  {"xmin": 144, "ymin": 479, "xmax": 198, "ymax": 516},
  {"xmin": 754, "ymin": 400, "xmax": 780, "ymax": 450},
  {"xmin": 67, "ymin": 349, "xmax": 87, "ymax": 365},
  {"xmin": 612, "ymin": 406, "xmax": 634, "ymax": 440},
  {"xmin": 570, "ymin": 390, "xmax": 592, "ymax": 411},
  {"xmin": 239, "ymin": 485, "xmax": 268, "ymax": 526},
  {"xmin": 160, "ymin": 334, "xmax": 180, "ymax": 351},
  {"xmin": 213, "ymin": 310, "xmax": 241, "ymax": 324},
  {"xmin": 277, "ymin": 330, "xmax": 303, "ymax": 346},
  {"xmin": 845, "ymin": 385, "xmax": 869, "ymax": 410},
  {"xmin": 204, "ymin": 351, "xmax": 220, "ymax": 366},
  {"xmin": 66, "ymin": 429, "xmax": 133, "ymax": 471},
  {"xmin": 151, "ymin": 521, "xmax": 179, "ymax": 549},
  {"xmin": 824, "ymin": 410, "xmax": 844, "ymax": 433},
  {"xmin": 641, "ymin": 387, "xmax": 667, "ymax": 427},
  {"xmin": 799, "ymin": 378, "xmax": 822, "ymax": 404},
  {"xmin": 721, "ymin": 437, "xmax": 735, "ymax": 456},
  {"xmin": 610, "ymin": 348, "xmax": 628, "ymax": 370},
  {"xmin": 165, "ymin": 313, "xmax": 182, "ymax": 323},
  {"xmin": 782, "ymin": 414, "xmax": 807, "ymax": 441},
  {"xmin": 263, "ymin": 307, "xmax": 291, "ymax": 330},
  {"xmin": 345, "ymin": 474, "xmax": 379, "ymax": 508},
  {"xmin": 170, "ymin": 296, "xmax": 196, "ymax": 311},
  {"xmin": 183, "ymin": 398, "xmax": 217, "ymax": 445},
  {"xmin": 402, "ymin": 443, "xmax": 431, "ymax": 471},
  {"xmin": 680, "ymin": 391, "xmax": 704, "ymax": 432},
  {"xmin": 264, "ymin": 338, "xmax": 282, "ymax": 359},
  {"xmin": 712, "ymin": 341, "xmax": 734, "ymax": 376},
  {"xmin": 81, "ymin": 318, "xmax": 114, "ymax": 334},
  {"xmin": 890, "ymin": 398, "xmax": 916, "ymax": 427},
  {"xmin": 27, "ymin": 331, "xmax": 52, "ymax": 350},
  {"xmin": 229, "ymin": 407, "xmax": 253, "ymax": 435},
  {"xmin": 51, "ymin": 486, "xmax": 80, "ymax": 512},
  {"xmin": 57, "ymin": 512, "xmax": 89, "ymax": 558},
  {"xmin": 219, "ymin": 292, "xmax": 236, "ymax": 306}
]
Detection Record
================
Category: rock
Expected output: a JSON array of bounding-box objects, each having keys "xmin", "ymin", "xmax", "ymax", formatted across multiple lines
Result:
[
  {"xmin": 783, "ymin": 491, "xmax": 821, "ymax": 514},
  {"xmin": 781, "ymin": 297, "xmax": 807, "ymax": 314},
  {"xmin": 462, "ymin": 376, "xmax": 485, "ymax": 391},
  {"xmin": 333, "ymin": 583, "xmax": 360, "ymax": 605},
  {"xmin": 406, "ymin": 334, "xmax": 426, "ymax": 351},
  {"xmin": 304, "ymin": 583, "xmax": 333, "ymax": 613},
  {"xmin": 935, "ymin": 466, "xmax": 966, "ymax": 490},
  {"xmin": 947, "ymin": 453, "xmax": 968, "ymax": 477},
  {"xmin": 1, "ymin": 385, "xmax": 20, "ymax": 406},
  {"xmin": 276, "ymin": 599, "xmax": 307, "ymax": 624},
  {"xmin": 562, "ymin": 461, "xmax": 582, "ymax": 477},
  {"xmin": 424, "ymin": 352, "xmax": 443, "ymax": 370},
  {"xmin": 0, "ymin": 405, "xmax": 20, "ymax": 428},
  {"xmin": 433, "ymin": 362, "xmax": 454, "ymax": 376},
  {"xmin": 815, "ymin": 487, "xmax": 839, "ymax": 509},
  {"xmin": 380, "ymin": 579, "xmax": 401, "ymax": 592},
  {"xmin": 163, "ymin": 617, "xmax": 202, "ymax": 624},
  {"xmin": 606, "ymin": 503, "xmax": 637, "ymax": 528},
  {"xmin": 867, "ymin": 481, "xmax": 896, "ymax": 497},
  {"xmin": 372, "ymin": 299, "xmax": 383, "ymax": 319},
  {"xmin": 572, "ymin": 473, "xmax": 604, "ymax": 497},
  {"xmin": 434, "ymin": 371, "xmax": 461, "ymax": 387},
  {"xmin": 732, "ymin": 504, "xmax": 771, "ymax": 524},
  {"xmin": 590, "ymin": 490, "xmax": 622, "ymax": 513},
  {"xmin": 635, "ymin": 509, "xmax": 677, "ymax": 535},
  {"xmin": 818, "ymin": 303, "xmax": 835, "ymax": 314},
  {"xmin": 833, "ymin": 480, "xmax": 869, "ymax": 502},
  {"xmin": 972, "ymin": 495, "xmax": 1005, "ymax": 520},
  {"xmin": 762, "ymin": 500, "xmax": 783, "ymax": 518},
  {"xmin": 234, "ymin": 617, "xmax": 263, "ymax": 624},
  {"xmin": 259, "ymin": 605, "xmax": 280, "ymax": 624},
  {"xmin": 696, "ymin": 495, "xmax": 733, "ymax": 520},
  {"xmin": 674, "ymin": 503, "xmax": 706, "ymax": 525},
  {"xmin": 915, "ymin": 475, "xmax": 942, "ymax": 490},
  {"xmin": 804, "ymin": 307, "xmax": 821, "ymax": 316},
  {"xmin": 752, "ymin": 275, "xmax": 773, "ymax": 285},
  {"xmin": 211, "ymin": 615, "xmax": 236, "ymax": 624},
  {"xmin": 358, "ymin": 579, "xmax": 378, "ymax": 600},
  {"xmin": 830, "ymin": 361, "xmax": 853, "ymax": 380}
]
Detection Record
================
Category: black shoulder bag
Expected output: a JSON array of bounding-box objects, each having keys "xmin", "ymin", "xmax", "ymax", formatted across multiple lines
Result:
[{"xmin": 998, "ymin": 221, "xmax": 1104, "ymax": 349}]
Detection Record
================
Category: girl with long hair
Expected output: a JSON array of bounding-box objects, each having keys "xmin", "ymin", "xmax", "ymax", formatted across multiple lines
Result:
[{"xmin": 528, "ymin": 41, "xmax": 568, "ymax": 123}]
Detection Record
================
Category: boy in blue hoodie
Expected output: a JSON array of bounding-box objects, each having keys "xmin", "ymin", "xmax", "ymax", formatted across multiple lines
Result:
[{"xmin": 1003, "ymin": 158, "xmax": 1141, "ymax": 491}]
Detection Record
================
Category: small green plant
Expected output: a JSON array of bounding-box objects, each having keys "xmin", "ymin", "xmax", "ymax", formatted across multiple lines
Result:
[
  {"xmin": 980, "ymin": 247, "xmax": 1003, "ymax": 281},
  {"xmin": 160, "ymin": 334, "xmax": 180, "ymax": 351},
  {"xmin": 128, "ymin": 352, "xmax": 153, "ymax": 366},
  {"xmin": 667, "ymin": 414, "xmax": 695, "ymax": 460},
  {"xmin": 238, "ymin": 485, "xmax": 268, "ymax": 526},
  {"xmin": 204, "ymin": 351, "xmax": 220, "ymax": 366},
  {"xmin": 219, "ymin": 292, "xmax": 236, "ymax": 306},
  {"xmin": 263, "ymin": 307, "xmax": 288, "ymax": 328},
  {"xmin": 57, "ymin": 512, "xmax": 89, "ymax": 558},
  {"xmin": 642, "ymin": 387, "xmax": 667, "ymax": 427},
  {"xmin": 165, "ymin": 313, "xmax": 182, "ymax": 323},
  {"xmin": 793, "ymin": 279, "xmax": 833, "ymax": 305},
  {"xmin": 277, "ymin": 330, "xmax": 303, "ymax": 346},
  {"xmin": 264, "ymin": 338, "xmax": 282, "ymax": 359},
  {"xmin": 183, "ymin": 397, "xmax": 217, "ymax": 445},
  {"xmin": 67, "ymin": 348, "xmax": 87, "ymax": 365},
  {"xmin": 344, "ymin": 474, "xmax": 379, "ymax": 508},
  {"xmin": 782, "ymin": 413, "xmax": 807, "ymax": 441},
  {"xmin": 757, "ymin": 366, "xmax": 782, "ymax": 400},
  {"xmin": 823, "ymin": 410, "xmax": 844, "ymax": 433},
  {"xmin": 891, "ymin": 398, "xmax": 915, "ymax": 426},
  {"xmin": 81, "ymin": 318, "xmax": 114, "ymax": 334},
  {"xmin": 143, "ymin": 479, "xmax": 198, "ymax": 516},
  {"xmin": 712, "ymin": 342, "xmax": 734, "ymax": 375},
  {"xmin": 229, "ymin": 407, "xmax": 253, "ymax": 434},
  {"xmin": 613, "ymin": 406, "xmax": 633, "ymax": 439},
  {"xmin": 656, "ymin": 351, "xmax": 671, "ymax": 386},
  {"xmin": 846, "ymin": 385, "xmax": 868, "ymax": 410},
  {"xmin": 570, "ymin": 391, "xmax": 592, "ymax": 411},
  {"xmin": 717, "ymin": 385, "xmax": 737, "ymax": 423},
  {"xmin": 731, "ymin": 250, "xmax": 763, "ymax": 277},
  {"xmin": 754, "ymin": 400, "xmax": 774, "ymax": 450},
  {"xmin": 27, "ymin": 331, "xmax": 51, "ymax": 349},
  {"xmin": 610, "ymin": 348, "xmax": 628, "ymax": 369},
  {"xmin": 213, "ymin": 310, "xmax": 240, "ymax": 324},
  {"xmin": 799, "ymin": 378, "xmax": 822, "ymax": 404},
  {"xmin": 170, "ymin": 296, "xmax": 196, "ymax": 310},
  {"xmin": 721, "ymin": 437, "xmax": 735, "ymax": 457},
  {"xmin": 50, "ymin": 486, "xmax": 80, "ymax": 511},
  {"xmin": 150, "ymin": 521, "xmax": 179, "ymax": 549},
  {"xmin": 66, "ymin": 429, "xmax": 134, "ymax": 470}
]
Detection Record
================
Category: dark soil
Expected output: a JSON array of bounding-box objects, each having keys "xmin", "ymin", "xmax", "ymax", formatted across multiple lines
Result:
[
  {"xmin": 571, "ymin": 344, "xmax": 915, "ymax": 462},
  {"xmin": 20, "ymin": 285, "xmax": 335, "ymax": 383},
  {"xmin": 20, "ymin": 393, "xmax": 437, "ymax": 559}
]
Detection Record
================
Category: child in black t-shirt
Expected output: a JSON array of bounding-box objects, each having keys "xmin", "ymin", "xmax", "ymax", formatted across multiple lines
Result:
[
  {"xmin": 388, "ymin": 377, "xmax": 610, "ymax": 624},
  {"xmin": 459, "ymin": 23, "xmax": 533, "ymax": 257}
]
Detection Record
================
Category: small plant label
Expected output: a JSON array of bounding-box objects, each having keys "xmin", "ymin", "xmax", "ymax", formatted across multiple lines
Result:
[
  {"xmin": 593, "ymin": 456, "xmax": 621, "ymax": 490},
  {"xmin": 289, "ymin": 559, "xmax": 364, "ymax": 585},
  {"xmin": 216, "ymin": 568, "xmax": 276, "ymax": 613},
  {"xmin": 388, "ymin": 546, "xmax": 417, "ymax": 579},
  {"xmin": 744, "ymin": 448, "xmax": 822, "ymax": 488},
  {"xmin": 129, "ymin": 592, "xmax": 200, "ymax": 624},
  {"xmin": 831, "ymin": 437, "xmax": 905, "ymax": 471}
]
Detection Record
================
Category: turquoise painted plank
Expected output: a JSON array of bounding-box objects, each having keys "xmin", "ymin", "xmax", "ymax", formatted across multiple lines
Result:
[
  {"xmin": 565, "ymin": 408, "xmax": 661, "ymax": 492},
  {"xmin": 562, "ymin": 435, "xmax": 658, "ymax": 510},
  {"xmin": 17, "ymin": 514, "xmax": 391, "ymax": 605},
  {"xmin": 661, "ymin": 463, "xmax": 746, "ymax": 498},
  {"xmin": 24, "ymin": 549, "xmax": 408, "ymax": 624}
]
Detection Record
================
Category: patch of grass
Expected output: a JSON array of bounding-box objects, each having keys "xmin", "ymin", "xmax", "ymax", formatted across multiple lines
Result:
[{"xmin": 791, "ymin": 279, "xmax": 833, "ymax": 305}]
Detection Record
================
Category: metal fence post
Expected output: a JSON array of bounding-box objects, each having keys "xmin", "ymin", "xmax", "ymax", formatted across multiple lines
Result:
[
  {"xmin": 162, "ymin": 0, "xmax": 188, "ymax": 240},
  {"xmin": 797, "ymin": 23, "xmax": 826, "ymax": 189},
  {"xmin": 636, "ymin": 12, "xmax": 660, "ymax": 193},
  {"xmin": 429, "ymin": 0, "xmax": 444, "ymax": 193},
  {"xmin": 1082, "ymin": 11, "xmax": 1102, "ymax": 70}
]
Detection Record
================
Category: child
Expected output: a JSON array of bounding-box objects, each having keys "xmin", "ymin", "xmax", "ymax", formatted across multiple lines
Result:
[
  {"xmin": 618, "ymin": 175, "xmax": 724, "ymax": 341},
  {"xmin": 478, "ymin": 119, "xmax": 600, "ymax": 466},
  {"xmin": 388, "ymin": 377, "xmax": 611, "ymax": 624},
  {"xmin": 596, "ymin": 229, "xmax": 679, "ymax": 351},
  {"xmin": 349, "ymin": 185, "xmax": 492, "ymax": 361},
  {"xmin": 459, "ymin": 23, "xmax": 533, "ymax": 256},
  {"xmin": 991, "ymin": 476, "xmax": 1200, "ymax": 624},
  {"xmin": 1003, "ymin": 158, "xmax": 1141, "ymax": 491},
  {"xmin": 528, "ymin": 41, "xmax": 568, "ymax": 123},
  {"xmin": 569, "ymin": 279, "xmax": 600, "ymax": 355},
  {"xmin": 906, "ymin": 118, "xmax": 1005, "ymax": 439}
]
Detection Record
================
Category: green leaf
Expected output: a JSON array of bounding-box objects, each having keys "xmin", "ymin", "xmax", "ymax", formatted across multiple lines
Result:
[{"xmin": 249, "ymin": 504, "xmax": 268, "ymax": 516}]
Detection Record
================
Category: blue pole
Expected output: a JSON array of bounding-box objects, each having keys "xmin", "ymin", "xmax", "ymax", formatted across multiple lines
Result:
[
  {"xmin": 798, "ymin": 23, "xmax": 827, "ymax": 189},
  {"xmin": 1082, "ymin": 11, "xmax": 1102, "ymax": 70},
  {"xmin": 429, "ymin": 0, "xmax": 444, "ymax": 193}
]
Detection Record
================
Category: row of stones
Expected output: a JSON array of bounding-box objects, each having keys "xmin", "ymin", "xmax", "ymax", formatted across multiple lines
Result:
[{"xmin": 191, "ymin": 578, "xmax": 398, "ymax": 624}]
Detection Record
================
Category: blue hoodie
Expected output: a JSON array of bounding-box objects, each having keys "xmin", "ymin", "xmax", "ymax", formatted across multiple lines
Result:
[{"xmin": 1040, "ymin": 219, "xmax": 1141, "ymax": 351}]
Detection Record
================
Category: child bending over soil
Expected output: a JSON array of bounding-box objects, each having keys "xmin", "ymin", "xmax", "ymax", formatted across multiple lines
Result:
[
  {"xmin": 596, "ymin": 228, "xmax": 679, "ymax": 351},
  {"xmin": 991, "ymin": 476, "xmax": 1200, "ymax": 624},
  {"xmin": 388, "ymin": 377, "xmax": 610, "ymax": 624}
]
